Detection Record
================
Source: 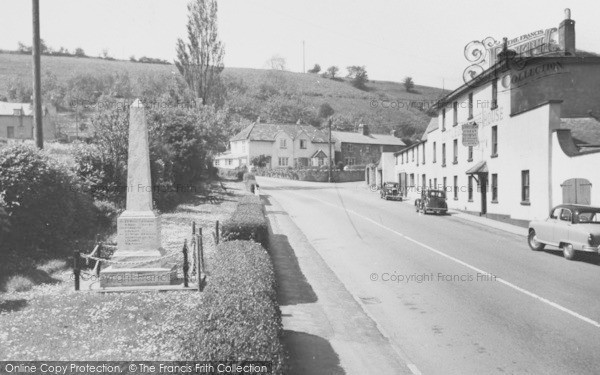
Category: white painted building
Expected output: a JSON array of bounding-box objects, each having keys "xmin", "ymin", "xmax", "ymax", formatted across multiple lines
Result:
[
  {"xmin": 382, "ymin": 11, "xmax": 600, "ymax": 224},
  {"xmin": 214, "ymin": 122, "xmax": 334, "ymax": 169}
]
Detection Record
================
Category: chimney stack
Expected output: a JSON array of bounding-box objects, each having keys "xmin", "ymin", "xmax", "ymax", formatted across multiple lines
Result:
[
  {"xmin": 390, "ymin": 129, "xmax": 398, "ymax": 137},
  {"xmin": 559, "ymin": 8, "xmax": 576, "ymax": 55},
  {"xmin": 358, "ymin": 124, "xmax": 369, "ymax": 135}
]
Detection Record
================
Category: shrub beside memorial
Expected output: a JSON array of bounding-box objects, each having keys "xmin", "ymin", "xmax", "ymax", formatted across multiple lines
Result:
[{"xmin": 0, "ymin": 144, "xmax": 97, "ymax": 254}]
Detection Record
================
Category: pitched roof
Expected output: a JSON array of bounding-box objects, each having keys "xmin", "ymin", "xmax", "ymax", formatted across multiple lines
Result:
[
  {"xmin": 421, "ymin": 117, "xmax": 438, "ymax": 141},
  {"xmin": 311, "ymin": 149, "xmax": 327, "ymax": 158},
  {"xmin": 0, "ymin": 102, "xmax": 33, "ymax": 116},
  {"xmin": 560, "ymin": 117, "xmax": 600, "ymax": 145},
  {"xmin": 230, "ymin": 122, "xmax": 333, "ymax": 143},
  {"xmin": 331, "ymin": 131, "xmax": 405, "ymax": 146}
]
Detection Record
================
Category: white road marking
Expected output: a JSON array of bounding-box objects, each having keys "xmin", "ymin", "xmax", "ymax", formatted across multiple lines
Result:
[{"xmin": 290, "ymin": 190, "xmax": 600, "ymax": 330}]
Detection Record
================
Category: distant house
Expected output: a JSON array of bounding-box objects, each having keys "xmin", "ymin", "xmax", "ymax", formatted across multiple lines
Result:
[
  {"xmin": 332, "ymin": 124, "xmax": 405, "ymax": 166},
  {"xmin": 214, "ymin": 122, "xmax": 335, "ymax": 169},
  {"xmin": 0, "ymin": 102, "xmax": 56, "ymax": 141}
]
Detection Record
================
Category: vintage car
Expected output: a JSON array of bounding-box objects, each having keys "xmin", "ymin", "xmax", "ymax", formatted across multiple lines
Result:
[
  {"xmin": 528, "ymin": 204, "xmax": 600, "ymax": 260},
  {"xmin": 415, "ymin": 189, "xmax": 448, "ymax": 214},
  {"xmin": 380, "ymin": 182, "xmax": 402, "ymax": 200}
]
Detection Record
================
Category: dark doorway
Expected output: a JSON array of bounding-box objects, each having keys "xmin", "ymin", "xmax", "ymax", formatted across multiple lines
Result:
[
  {"xmin": 561, "ymin": 178, "xmax": 592, "ymax": 205},
  {"xmin": 480, "ymin": 174, "xmax": 488, "ymax": 215}
]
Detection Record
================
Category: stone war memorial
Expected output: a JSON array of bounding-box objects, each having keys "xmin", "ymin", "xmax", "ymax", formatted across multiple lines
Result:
[{"xmin": 90, "ymin": 99, "xmax": 198, "ymax": 290}]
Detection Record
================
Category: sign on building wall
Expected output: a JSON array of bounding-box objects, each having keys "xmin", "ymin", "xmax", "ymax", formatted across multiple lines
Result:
[{"xmin": 462, "ymin": 123, "xmax": 479, "ymax": 147}]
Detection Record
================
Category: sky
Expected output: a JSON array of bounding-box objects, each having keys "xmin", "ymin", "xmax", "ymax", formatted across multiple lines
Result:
[{"xmin": 1, "ymin": 0, "xmax": 599, "ymax": 89}]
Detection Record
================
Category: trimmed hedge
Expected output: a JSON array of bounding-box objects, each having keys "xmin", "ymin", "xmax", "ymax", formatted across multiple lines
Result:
[
  {"xmin": 221, "ymin": 198, "xmax": 268, "ymax": 248},
  {"xmin": 254, "ymin": 167, "xmax": 364, "ymax": 182},
  {"xmin": 178, "ymin": 240, "xmax": 286, "ymax": 373}
]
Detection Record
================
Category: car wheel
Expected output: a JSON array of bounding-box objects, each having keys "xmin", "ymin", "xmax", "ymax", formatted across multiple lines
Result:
[
  {"xmin": 562, "ymin": 243, "xmax": 576, "ymax": 260},
  {"xmin": 527, "ymin": 230, "xmax": 545, "ymax": 251}
]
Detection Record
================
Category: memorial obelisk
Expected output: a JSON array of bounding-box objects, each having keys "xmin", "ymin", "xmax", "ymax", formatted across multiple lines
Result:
[{"xmin": 100, "ymin": 99, "xmax": 177, "ymax": 287}]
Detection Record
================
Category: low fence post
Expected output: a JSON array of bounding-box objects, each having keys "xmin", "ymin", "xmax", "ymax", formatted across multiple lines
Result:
[
  {"xmin": 73, "ymin": 249, "xmax": 81, "ymax": 291},
  {"xmin": 215, "ymin": 220, "xmax": 219, "ymax": 245},
  {"xmin": 96, "ymin": 242, "xmax": 102, "ymax": 277},
  {"xmin": 182, "ymin": 239, "xmax": 189, "ymax": 288},
  {"xmin": 197, "ymin": 228, "xmax": 203, "ymax": 291},
  {"xmin": 192, "ymin": 221, "xmax": 196, "ymax": 236}
]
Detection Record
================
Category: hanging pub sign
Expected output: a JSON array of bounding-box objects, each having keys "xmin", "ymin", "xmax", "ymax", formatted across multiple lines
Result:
[{"xmin": 462, "ymin": 122, "xmax": 479, "ymax": 147}]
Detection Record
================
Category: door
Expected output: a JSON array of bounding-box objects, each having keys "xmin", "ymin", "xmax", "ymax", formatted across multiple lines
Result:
[
  {"xmin": 399, "ymin": 173, "xmax": 407, "ymax": 197},
  {"xmin": 554, "ymin": 208, "xmax": 573, "ymax": 244},
  {"xmin": 479, "ymin": 174, "xmax": 488, "ymax": 215},
  {"xmin": 562, "ymin": 178, "xmax": 592, "ymax": 205}
]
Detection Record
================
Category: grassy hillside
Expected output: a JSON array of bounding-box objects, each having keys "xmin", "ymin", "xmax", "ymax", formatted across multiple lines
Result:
[{"xmin": 0, "ymin": 53, "xmax": 446, "ymax": 138}]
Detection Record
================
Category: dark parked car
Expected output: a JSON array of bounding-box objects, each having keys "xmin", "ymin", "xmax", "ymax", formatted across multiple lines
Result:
[
  {"xmin": 380, "ymin": 182, "xmax": 402, "ymax": 200},
  {"xmin": 528, "ymin": 204, "xmax": 600, "ymax": 260},
  {"xmin": 415, "ymin": 189, "xmax": 448, "ymax": 214}
]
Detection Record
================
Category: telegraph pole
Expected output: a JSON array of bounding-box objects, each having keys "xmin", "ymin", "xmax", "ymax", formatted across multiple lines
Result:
[
  {"xmin": 302, "ymin": 40, "xmax": 305, "ymax": 73},
  {"xmin": 328, "ymin": 117, "xmax": 333, "ymax": 183},
  {"xmin": 32, "ymin": 0, "xmax": 43, "ymax": 149}
]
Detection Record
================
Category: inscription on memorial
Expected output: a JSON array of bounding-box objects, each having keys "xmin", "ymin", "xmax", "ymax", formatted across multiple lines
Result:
[{"xmin": 118, "ymin": 217, "xmax": 159, "ymax": 248}]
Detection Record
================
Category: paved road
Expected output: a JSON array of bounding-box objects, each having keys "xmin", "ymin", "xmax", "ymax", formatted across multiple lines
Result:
[{"xmin": 258, "ymin": 177, "xmax": 600, "ymax": 375}]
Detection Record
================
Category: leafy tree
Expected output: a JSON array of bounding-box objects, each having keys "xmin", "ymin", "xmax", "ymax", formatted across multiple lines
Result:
[
  {"xmin": 6, "ymin": 77, "xmax": 32, "ymax": 103},
  {"xmin": 403, "ymin": 76, "xmax": 415, "ymax": 92},
  {"xmin": 129, "ymin": 55, "xmax": 137, "ymax": 62},
  {"xmin": 17, "ymin": 42, "xmax": 31, "ymax": 53},
  {"xmin": 318, "ymin": 102, "xmax": 334, "ymax": 119},
  {"xmin": 267, "ymin": 55, "xmax": 287, "ymax": 71},
  {"xmin": 175, "ymin": 0, "xmax": 225, "ymax": 105},
  {"xmin": 74, "ymin": 47, "xmax": 86, "ymax": 57},
  {"xmin": 326, "ymin": 65, "xmax": 339, "ymax": 79},
  {"xmin": 251, "ymin": 155, "xmax": 270, "ymax": 167},
  {"xmin": 308, "ymin": 64, "xmax": 321, "ymax": 73},
  {"xmin": 347, "ymin": 66, "xmax": 368, "ymax": 90}
]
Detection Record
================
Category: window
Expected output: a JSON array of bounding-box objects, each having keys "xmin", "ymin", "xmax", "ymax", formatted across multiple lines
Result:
[
  {"xmin": 422, "ymin": 144, "xmax": 426, "ymax": 164},
  {"xmin": 468, "ymin": 176, "xmax": 474, "ymax": 201},
  {"xmin": 7, "ymin": 126, "xmax": 15, "ymax": 139},
  {"xmin": 410, "ymin": 173, "xmax": 415, "ymax": 187},
  {"xmin": 318, "ymin": 157, "xmax": 325, "ymax": 166},
  {"xmin": 347, "ymin": 144, "xmax": 353, "ymax": 152},
  {"xmin": 559, "ymin": 208, "xmax": 572, "ymax": 222},
  {"xmin": 429, "ymin": 179, "xmax": 432, "ymax": 188},
  {"xmin": 214, "ymin": 159, "xmax": 220, "ymax": 166},
  {"xmin": 278, "ymin": 157, "xmax": 289, "ymax": 167},
  {"xmin": 300, "ymin": 139, "xmax": 307, "ymax": 149},
  {"xmin": 366, "ymin": 145, "xmax": 371, "ymax": 152},
  {"xmin": 395, "ymin": 156, "xmax": 398, "ymax": 165},
  {"xmin": 412, "ymin": 148, "xmax": 414, "ymax": 162},
  {"xmin": 442, "ymin": 143, "xmax": 446, "ymax": 166},
  {"xmin": 227, "ymin": 159, "xmax": 232, "ymax": 166},
  {"xmin": 453, "ymin": 101, "xmax": 458, "ymax": 126},
  {"xmin": 453, "ymin": 139, "xmax": 458, "ymax": 164},
  {"xmin": 491, "ymin": 79, "xmax": 498, "ymax": 109},
  {"xmin": 468, "ymin": 146, "xmax": 473, "ymax": 162},
  {"xmin": 468, "ymin": 93, "xmax": 473, "ymax": 119},
  {"xmin": 453, "ymin": 176, "xmax": 458, "ymax": 200},
  {"xmin": 521, "ymin": 170, "xmax": 530, "ymax": 204},
  {"xmin": 443, "ymin": 177, "xmax": 447, "ymax": 192},
  {"xmin": 416, "ymin": 145, "xmax": 419, "ymax": 166},
  {"xmin": 401, "ymin": 153, "xmax": 404, "ymax": 164},
  {"xmin": 434, "ymin": 178, "xmax": 438, "ymax": 190},
  {"xmin": 442, "ymin": 109, "xmax": 446, "ymax": 131},
  {"xmin": 345, "ymin": 157, "xmax": 355, "ymax": 166},
  {"xmin": 280, "ymin": 139, "xmax": 287, "ymax": 149},
  {"xmin": 422, "ymin": 174, "xmax": 426, "ymax": 189},
  {"xmin": 491, "ymin": 173, "xmax": 498, "ymax": 202},
  {"xmin": 433, "ymin": 142, "xmax": 437, "ymax": 163},
  {"xmin": 241, "ymin": 142, "xmax": 246, "ymax": 153},
  {"xmin": 491, "ymin": 126, "xmax": 498, "ymax": 157}
]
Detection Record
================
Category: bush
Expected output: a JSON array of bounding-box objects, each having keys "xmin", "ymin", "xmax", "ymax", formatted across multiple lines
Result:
[
  {"xmin": 94, "ymin": 200, "xmax": 121, "ymax": 229},
  {"xmin": 238, "ymin": 194, "xmax": 262, "ymax": 206},
  {"xmin": 221, "ymin": 198, "xmax": 268, "ymax": 248},
  {"xmin": 0, "ymin": 144, "xmax": 98, "ymax": 253},
  {"xmin": 4, "ymin": 275, "xmax": 35, "ymax": 292},
  {"xmin": 217, "ymin": 167, "xmax": 245, "ymax": 181},
  {"xmin": 178, "ymin": 240, "xmax": 285, "ymax": 373}
]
